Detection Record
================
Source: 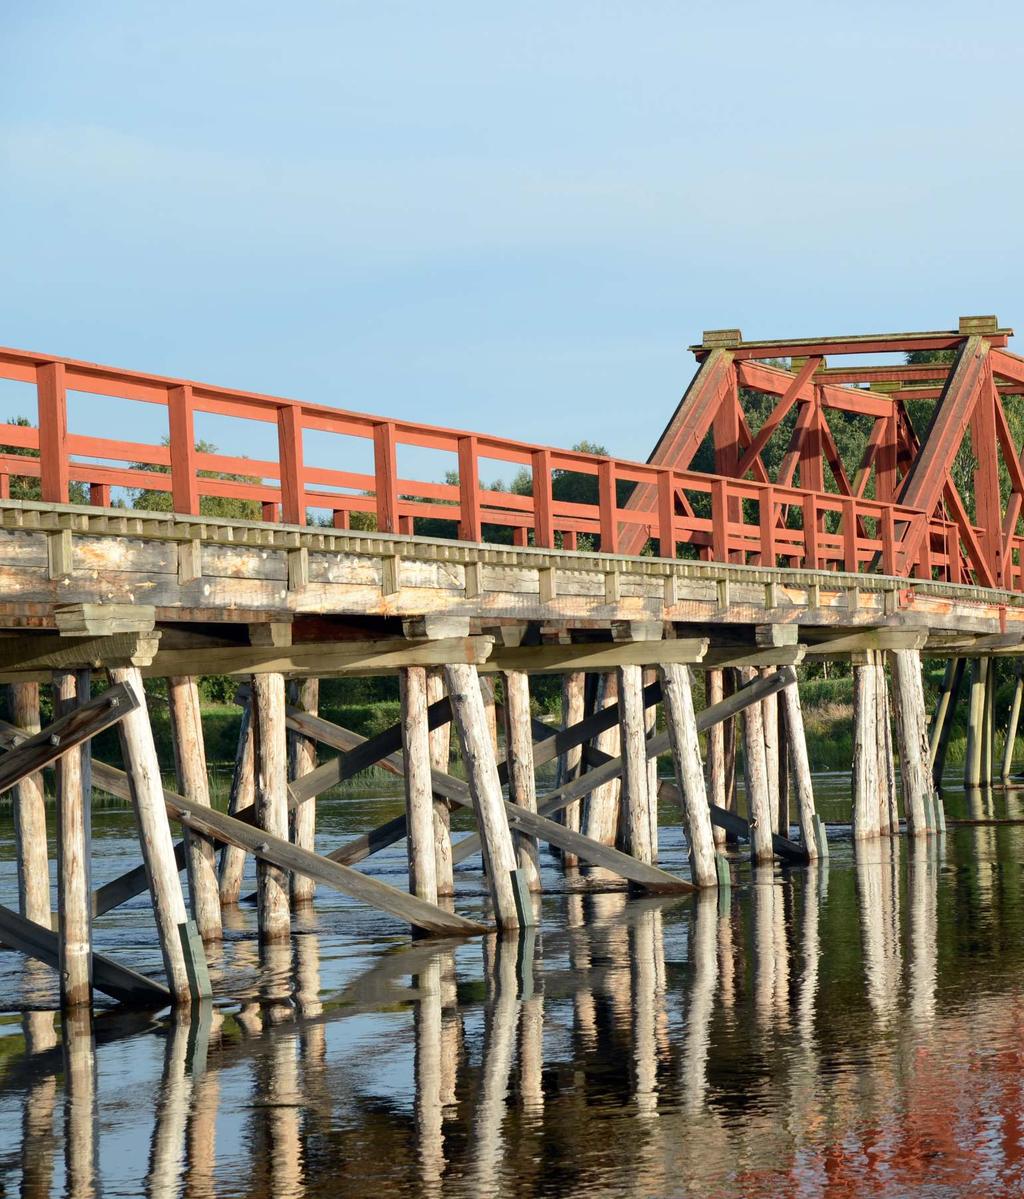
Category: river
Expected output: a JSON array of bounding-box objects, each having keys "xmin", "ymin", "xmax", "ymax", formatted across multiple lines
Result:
[{"xmin": 1, "ymin": 775, "xmax": 1023, "ymax": 1197}]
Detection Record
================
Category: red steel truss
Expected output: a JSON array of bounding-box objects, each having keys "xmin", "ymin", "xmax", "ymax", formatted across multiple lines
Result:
[{"xmin": 1, "ymin": 314, "xmax": 1023, "ymax": 591}]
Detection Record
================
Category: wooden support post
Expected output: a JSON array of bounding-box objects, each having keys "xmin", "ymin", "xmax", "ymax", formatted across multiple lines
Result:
[
  {"xmin": 891, "ymin": 649, "xmax": 933, "ymax": 838},
  {"xmin": 776, "ymin": 694, "xmax": 790, "ymax": 835},
  {"xmin": 617, "ymin": 664, "xmax": 653, "ymax": 865},
  {"xmin": 1001, "ymin": 663, "xmax": 1023, "ymax": 782},
  {"xmin": 761, "ymin": 675, "xmax": 780, "ymax": 834},
  {"xmin": 582, "ymin": 673, "xmax": 621, "ymax": 847},
  {"xmin": 557, "ymin": 670, "xmax": 585, "ymax": 868},
  {"xmin": 108, "ymin": 665, "xmax": 192, "ymax": 1004},
  {"xmin": 875, "ymin": 659, "xmax": 897, "ymax": 836},
  {"xmin": 738, "ymin": 667, "xmax": 774, "ymax": 863},
  {"xmin": 779, "ymin": 681, "xmax": 818, "ymax": 860},
  {"xmin": 444, "ymin": 663, "xmax": 520, "ymax": 930},
  {"xmin": 7, "ymin": 682, "xmax": 49, "ymax": 925},
  {"xmin": 965, "ymin": 657, "xmax": 988, "ymax": 789},
  {"xmin": 219, "ymin": 694, "xmax": 254, "ymax": 904},
  {"xmin": 851, "ymin": 655, "xmax": 880, "ymax": 839},
  {"xmin": 251, "ymin": 673, "xmax": 290, "ymax": 942},
  {"xmin": 287, "ymin": 677, "xmax": 319, "ymax": 903},
  {"xmin": 705, "ymin": 670, "xmax": 727, "ymax": 848},
  {"xmin": 982, "ymin": 656, "xmax": 996, "ymax": 788},
  {"xmin": 425, "ymin": 668, "xmax": 454, "ymax": 896},
  {"xmin": 401, "ymin": 667, "xmax": 439, "ymax": 908},
  {"xmin": 643, "ymin": 666, "xmax": 659, "ymax": 859},
  {"xmin": 660, "ymin": 662, "xmax": 717, "ymax": 887},
  {"xmin": 167, "ymin": 677, "xmax": 222, "ymax": 943},
  {"xmin": 929, "ymin": 658, "xmax": 964, "ymax": 786},
  {"xmin": 53, "ymin": 671, "xmax": 91, "ymax": 1009},
  {"xmin": 502, "ymin": 671, "xmax": 541, "ymax": 891}
]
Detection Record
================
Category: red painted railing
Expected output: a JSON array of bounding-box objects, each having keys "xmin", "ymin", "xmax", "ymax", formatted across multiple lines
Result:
[{"xmin": 0, "ymin": 344, "xmax": 1013, "ymax": 590}]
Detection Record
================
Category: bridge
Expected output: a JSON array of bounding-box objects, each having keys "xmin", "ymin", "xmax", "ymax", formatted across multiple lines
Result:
[{"xmin": 0, "ymin": 316, "xmax": 1019, "ymax": 1011}]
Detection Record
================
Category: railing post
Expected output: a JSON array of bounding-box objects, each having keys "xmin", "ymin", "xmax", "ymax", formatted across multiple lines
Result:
[
  {"xmin": 373, "ymin": 421, "xmax": 399, "ymax": 534},
  {"xmin": 759, "ymin": 485, "xmax": 776, "ymax": 568},
  {"xmin": 802, "ymin": 494, "xmax": 818, "ymax": 570},
  {"xmin": 277, "ymin": 405, "xmax": 307, "ymax": 525},
  {"xmin": 457, "ymin": 435, "xmax": 481, "ymax": 542},
  {"xmin": 90, "ymin": 483, "xmax": 111, "ymax": 508},
  {"xmin": 711, "ymin": 478, "xmax": 729, "ymax": 563},
  {"xmin": 37, "ymin": 361, "xmax": 69, "ymax": 504},
  {"xmin": 880, "ymin": 506, "xmax": 897, "ymax": 575},
  {"xmin": 168, "ymin": 384, "xmax": 200, "ymax": 516},
  {"xmin": 841, "ymin": 496, "xmax": 858, "ymax": 573},
  {"xmin": 532, "ymin": 449, "xmax": 554, "ymax": 548},
  {"xmin": 598, "ymin": 460, "xmax": 618, "ymax": 554},
  {"xmin": 657, "ymin": 470, "xmax": 675, "ymax": 559}
]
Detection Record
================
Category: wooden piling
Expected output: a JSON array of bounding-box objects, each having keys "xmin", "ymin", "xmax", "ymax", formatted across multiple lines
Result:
[
  {"xmin": 582, "ymin": 672, "xmax": 621, "ymax": 847},
  {"xmin": 53, "ymin": 671, "xmax": 92, "ymax": 1009},
  {"xmin": 877, "ymin": 661, "xmax": 899, "ymax": 835},
  {"xmin": 556, "ymin": 670, "xmax": 585, "ymax": 868},
  {"xmin": 618, "ymin": 664, "xmax": 654, "ymax": 866},
  {"xmin": 8, "ymin": 682, "xmax": 50, "ymax": 926},
  {"xmin": 109, "ymin": 664, "xmax": 192, "ymax": 1003},
  {"xmin": 776, "ymin": 693, "xmax": 790, "ymax": 836},
  {"xmin": 965, "ymin": 657, "xmax": 988, "ymax": 789},
  {"xmin": 400, "ymin": 666, "xmax": 439, "ymax": 907},
  {"xmin": 251, "ymin": 672, "xmax": 291, "ymax": 941},
  {"xmin": 983, "ymin": 656, "xmax": 996, "ymax": 787},
  {"xmin": 643, "ymin": 666, "xmax": 659, "ymax": 860},
  {"xmin": 218, "ymin": 693, "xmax": 254, "ymax": 904},
  {"xmin": 890, "ymin": 648, "xmax": 933, "ymax": 838},
  {"xmin": 425, "ymin": 668, "xmax": 454, "ymax": 895},
  {"xmin": 778, "ymin": 680, "xmax": 818, "ymax": 860},
  {"xmin": 660, "ymin": 662, "xmax": 717, "ymax": 887},
  {"xmin": 1001, "ymin": 663, "xmax": 1022, "ymax": 782},
  {"xmin": 444, "ymin": 663, "xmax": 520, "ymax": 930},
  {"xmin": 851, "ymin": 655, "xmax": 880, "ymax": 839},
  {"xmin": 737, "ymin": 667, "xmax": 774, "ymax": 863},
  {"xmin": 288, "ymin": 677, "xmax": 319, "ymax": 903},
  {"xmin": 502, "ymin": 670, "xmax": 541, "ymax": 891},
  {"xmin": 705, "ymin": 669, "xmax": 727, "ymax": 848},
  {"xmin": 761, "ymin": 678, "xmax": 780, "ymax": 835},
  {"xmin": 929, "ymin": 658, "xmax": 964, "ymax": 787},
  {"xmin": 168, "ymin": 676, "xmax": 222, "ymax": 942}
]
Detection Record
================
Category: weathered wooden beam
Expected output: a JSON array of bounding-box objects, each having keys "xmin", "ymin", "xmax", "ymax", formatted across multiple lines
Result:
[
  {"xmin": 6, "ymin": 682, "xmax": 49, "ymax": 925},
  {"xmin": 0, "ymin": 903, "xmax": 170, "ymax": 1007},
  {"xmin": 88, "ymin": 759, "xmax": 487, "ymax": 938},
  {"xmin": 701, "ymin": 645, "xmax": 805, "ymax": 669},
  {"xmin": 0, "ymin": 681, "xmax": 138, "ymax": 796},
  {"xmin": 0, "ymin": 632, "xmax": 160, "ymax": 675},
  {"xmin": 168, "ymin": 676, "xmax": 221, "ymax": 942},
  {"xmin": 801, "ymin": 629, "xmax": 928, "ymax": 655},
  {"xmin": 53, "ymin": 670, "xmax": 92, "ymax": 1009},
  {"xmin": 108, "ymin": 666, "xmax": 194, "ymax": 1004},
  {"xmin": 657, "ymin": 780, "xmax": 807, "ymax": 862},
  {"xmin": 132, "ymin": 636, "xmax": 496, "ymax": 680},
  {"xmin": 54, "ymin": 603, "xmax": 156, "ymax": 636},
  {"xmin": 480, "ymin": 639, "xmax": 708, "ymax": 673}
]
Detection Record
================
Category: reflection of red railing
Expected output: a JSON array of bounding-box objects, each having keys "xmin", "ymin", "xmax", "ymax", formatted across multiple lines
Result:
[{"xmin": 0, "ymin": 344, "xmax": 1012, "ymax": 588}]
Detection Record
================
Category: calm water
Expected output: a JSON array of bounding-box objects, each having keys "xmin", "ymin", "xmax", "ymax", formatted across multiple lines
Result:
[{"xmin": 2, "ymin": 777, "xmax": 1024, "ymax": 1197}]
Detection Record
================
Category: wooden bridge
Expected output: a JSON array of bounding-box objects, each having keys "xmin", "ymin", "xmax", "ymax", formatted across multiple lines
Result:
[{"xmin": 0, "ymin": 315, "xmax": 1020, "ymax": 1010}]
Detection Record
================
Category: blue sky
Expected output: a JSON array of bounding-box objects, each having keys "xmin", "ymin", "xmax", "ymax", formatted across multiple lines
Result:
[{"xmin": 1, "ymin": 1, "xmax": 1021, "ymax": 479}]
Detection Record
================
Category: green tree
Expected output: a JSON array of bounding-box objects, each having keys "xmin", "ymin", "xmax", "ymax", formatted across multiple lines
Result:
[{"xmin": 129, "ymin": 437, "xmax": 263, "ymax": 519}]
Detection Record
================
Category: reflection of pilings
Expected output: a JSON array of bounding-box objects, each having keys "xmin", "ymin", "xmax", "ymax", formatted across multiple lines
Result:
[
  {"xmin": 518, "ymin": 932, "xmax": 545, "ymax": 1124},
  {"xmin": 22, "ymin": 1010, "xmax": 58, "ymax": 1199},
  {"xmin": 908, "ymin": 839, "xmax": 938, "ymax": 1029},
  {"xmin": 148, "ymin": 1014, "xmax": 194, "ymax": 1199},
  {"xmin": 184, "ymin": 1033, "xmax": 221, "ymax": 1199},
  {"xmin": 751, "ymin": 867, "xmax": 788, "ymax": 1029},
  {"xmin": 414, "ymin": 956, "xmax": 446, "ymax": 1197},
  {"xmin": 797, "ymin": 864, "xmax": 822, "ymax": 1045},
  {"xmin": 567, "ymin": 893, "xmax": 597, "ymax": 1049},
  {"xmin": 630, "ymin": 906, "xmax": 662, "ymax": 1118},
  {"xmin": 855, "ymin": 841, "xmax": 901, "ymax": 1025},
  {"xmin": 62, "ymin": 1009, "xmax": 98, "ymax": 1199},
  {"xmin": 680, "ymin": 890, "xmax": 718, "ymax": 1113},
  {"xmin": 470, "ymin": 934, "xmax": 522, "ymax": 1197}
]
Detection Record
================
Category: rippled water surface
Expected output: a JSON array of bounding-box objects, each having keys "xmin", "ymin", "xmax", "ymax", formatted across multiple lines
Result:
[{"xmin": 2, "ymin": 777, "xmax": 1024, "ymax": 1197}]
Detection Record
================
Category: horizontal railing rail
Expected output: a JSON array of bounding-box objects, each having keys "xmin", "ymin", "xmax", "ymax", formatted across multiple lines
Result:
[{"xmin": 0, "ymin": 344, "xmax": 1012, "ymax": 591}]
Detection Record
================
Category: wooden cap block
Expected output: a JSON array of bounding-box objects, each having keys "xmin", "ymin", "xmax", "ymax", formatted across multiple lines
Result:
[
  {"xmin": 701, "ymin": 328, "xmax": 742, "ymax": 349},
  {"xmin": 959, "ymin": 315, "xmax": 999, "ymax": 335}
]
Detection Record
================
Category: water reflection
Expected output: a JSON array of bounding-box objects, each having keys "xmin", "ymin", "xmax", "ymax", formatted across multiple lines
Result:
[{"xmin": 7, "ymin": 827, "xmax": 1024, "ymax": 1196}]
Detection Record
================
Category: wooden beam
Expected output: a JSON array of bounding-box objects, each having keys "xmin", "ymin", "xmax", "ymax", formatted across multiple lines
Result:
[
  {"xmin": 0, "ymin": 633, "xmax": 160, "ymax": 676},
  {"xmin": 0, "ymin": 681, "xmax": 137, "ymax": 796},
  {"xmin": 0, "ymin": 903, "xmax": 169, "ymax": 1007},
  {"xmin": 54, "ymin": 604, "xmax": 156, "ymax": 636},
  {"xmin": 801, "ymin": 629, "xmax": 928, "ymax": 655},
  {"xmin": 481, "ymin": 639, "xmax": 708, "ymax": 674},
  {"xmin": 88, "ymin": 759, "xmax": 487, "ymax": 938},
  {"xmin": 657, "ymin": 781, "xmax": 807, "ymax": 863}
]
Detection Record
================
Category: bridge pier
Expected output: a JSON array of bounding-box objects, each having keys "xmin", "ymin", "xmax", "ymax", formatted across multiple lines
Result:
[
  {"xmin": 288, "ymin": 677, "xmax": 319, "ymax": 904},
  {"xmin": 891, "ymin": 648, "xmax": 935, "ymax": 838}
]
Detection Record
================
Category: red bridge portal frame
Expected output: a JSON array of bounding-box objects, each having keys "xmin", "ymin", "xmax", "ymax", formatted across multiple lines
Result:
[{"xmin": 0, "ymin": 314, "xmax": 1021, "ymax": 593}]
